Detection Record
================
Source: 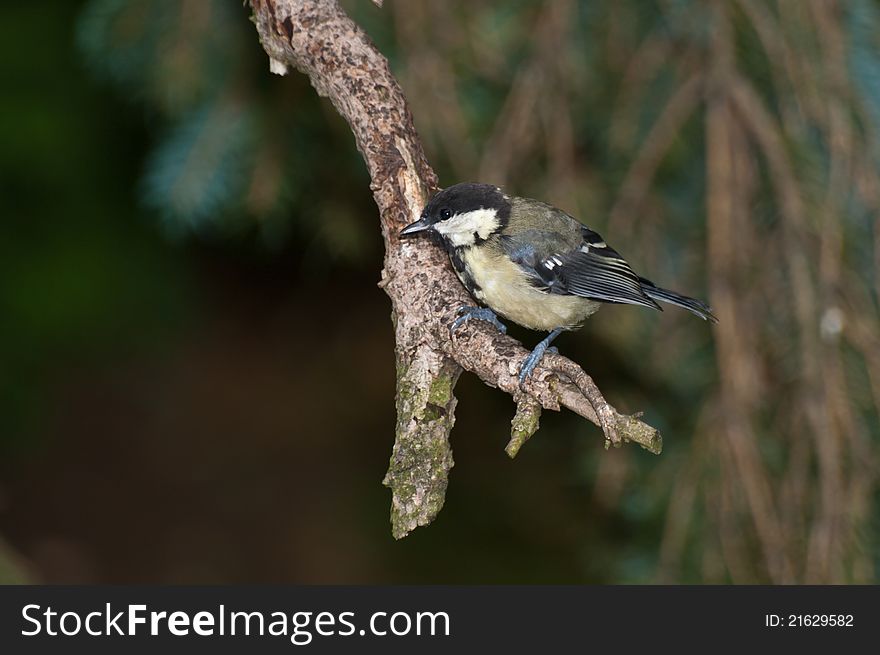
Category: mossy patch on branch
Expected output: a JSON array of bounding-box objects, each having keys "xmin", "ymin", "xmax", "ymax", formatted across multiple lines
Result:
[{"xmin": 385, "ymin": 359, "xmax": 460, "ymax": 538}]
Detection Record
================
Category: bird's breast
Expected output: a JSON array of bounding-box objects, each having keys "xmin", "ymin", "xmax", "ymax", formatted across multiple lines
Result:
[{"xmin": 451, "ymin": 246, "xmax": 599, "ymax": 331}]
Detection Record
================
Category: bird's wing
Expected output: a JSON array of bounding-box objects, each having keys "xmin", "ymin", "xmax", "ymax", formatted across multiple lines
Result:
[{"xmin": 497, "ymin": 226, "xmax": 661, "ymax": 310}]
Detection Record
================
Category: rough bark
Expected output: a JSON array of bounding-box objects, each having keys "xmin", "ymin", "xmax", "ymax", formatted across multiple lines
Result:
[{"xmin": 249, "ymin": 0, "xmax": 661, "ymax": 539}]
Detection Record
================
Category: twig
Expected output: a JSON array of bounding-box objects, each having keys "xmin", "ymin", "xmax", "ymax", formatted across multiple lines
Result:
[{"xmin": 507, "ymin": 394, "xmax": 541, "ymax": 458}]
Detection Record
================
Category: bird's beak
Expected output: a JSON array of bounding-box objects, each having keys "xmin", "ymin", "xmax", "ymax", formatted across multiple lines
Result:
[{"xmin": 400, "ymin": 216, "xmax": 432, "ymax": 236}]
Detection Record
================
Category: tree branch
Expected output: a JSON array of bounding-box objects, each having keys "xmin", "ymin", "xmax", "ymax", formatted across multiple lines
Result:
[{"xmin": 249, "ymin": 0, "xmax": 661, "ymax": 539}]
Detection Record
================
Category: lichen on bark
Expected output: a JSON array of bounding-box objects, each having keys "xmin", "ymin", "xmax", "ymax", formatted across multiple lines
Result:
[{"xmin": 383, "ymin": 358, "xmax": 460, "ymax": 539}]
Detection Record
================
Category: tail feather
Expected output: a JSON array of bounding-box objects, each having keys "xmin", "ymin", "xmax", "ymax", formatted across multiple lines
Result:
[{"xmin": 639, "ymin": 277, "xmax": 718, "ymax": 323}]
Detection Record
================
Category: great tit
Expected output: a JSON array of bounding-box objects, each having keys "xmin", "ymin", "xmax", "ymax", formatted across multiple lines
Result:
[{"xmin": 401, "ymin": 183, "xmax": 717, "ymax": 384}]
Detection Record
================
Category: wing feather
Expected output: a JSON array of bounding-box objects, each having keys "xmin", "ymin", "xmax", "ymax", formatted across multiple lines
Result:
[{"xmin": 498, "ymin": 226, "xmax": 661, "ymax": 310}]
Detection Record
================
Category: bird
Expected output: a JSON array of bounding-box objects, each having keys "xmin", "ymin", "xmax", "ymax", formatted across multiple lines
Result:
[{"xmin": 400, "ymin": 183, "xmax": 717, "ymax": 385}]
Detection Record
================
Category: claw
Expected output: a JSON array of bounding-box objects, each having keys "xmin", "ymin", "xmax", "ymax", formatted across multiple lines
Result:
[
  {"xmin": 451, "ymin": 306, "xmax": 508, "ymax": 335},
  {"xmin": 518, "ymin": 328, "xmax": 563, "ymax": 387}
]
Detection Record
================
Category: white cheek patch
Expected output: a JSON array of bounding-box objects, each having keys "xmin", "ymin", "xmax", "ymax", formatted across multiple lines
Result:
[{"xmin": 434, "ymin": 208, "xmax": 500, "ymax": 247}]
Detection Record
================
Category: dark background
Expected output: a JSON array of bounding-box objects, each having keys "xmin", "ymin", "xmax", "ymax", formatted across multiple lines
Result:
[{"xmin": 1, "ymin": 0, "xmax": 878, "ymax": 584}]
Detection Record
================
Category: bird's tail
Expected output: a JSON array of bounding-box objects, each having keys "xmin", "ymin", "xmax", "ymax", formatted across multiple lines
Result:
[{"xmin": 639, "ymin": 277, "xmax": 718, "ymax": 323}]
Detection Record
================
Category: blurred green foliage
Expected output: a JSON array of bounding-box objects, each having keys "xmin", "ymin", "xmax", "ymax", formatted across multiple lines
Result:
[
  {"xmin": 76, "ymin": 0, "xmax": 375, "ymax": 249},
  {"xmin": 0, "ymin": 2, "xmax": 189, "ymax": 450}
]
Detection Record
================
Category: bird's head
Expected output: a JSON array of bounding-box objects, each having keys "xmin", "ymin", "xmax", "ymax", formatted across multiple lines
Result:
[{"xmin": 400, "ymin": 183, "xmax": 511, "ymax": 247}]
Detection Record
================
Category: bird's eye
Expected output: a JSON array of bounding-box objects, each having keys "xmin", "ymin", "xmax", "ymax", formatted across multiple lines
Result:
[{"xmin": 440, "ymin": 207, "xmax": 452, "ymax": 220}]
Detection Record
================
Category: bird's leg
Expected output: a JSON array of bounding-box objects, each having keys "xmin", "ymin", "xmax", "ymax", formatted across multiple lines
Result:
[
  {"xmin": 519, "ymin": 328, "xmax": 563, "ymax": 386},
  {"xmin": 451, "ymin": 306, "xmax": 508, "ymax": 335}
]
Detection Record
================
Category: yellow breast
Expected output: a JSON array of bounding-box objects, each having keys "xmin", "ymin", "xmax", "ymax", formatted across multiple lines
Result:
[{"xmin": 455, "ymin": 247, "xmax": 600, "ymax": 331}]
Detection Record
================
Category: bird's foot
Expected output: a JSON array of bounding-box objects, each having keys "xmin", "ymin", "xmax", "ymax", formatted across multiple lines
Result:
[
  {"xmin": 518, "ymin": 346, "xmax": 551, "ymax": 387},
  {"xmin": 518, "ymin": 329, "xmax": 563, "ymax": 388},
  {"xmin": 451, "ymin": 306, "xmax": 507, "ymax": 335}
]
